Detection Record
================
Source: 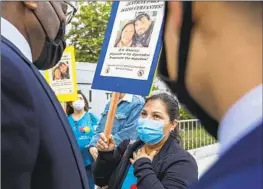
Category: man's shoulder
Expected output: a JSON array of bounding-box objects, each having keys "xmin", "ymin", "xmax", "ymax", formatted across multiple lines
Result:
[
  {"xmin": 1, "ymin": 37, "xmax": 30, "ymax": 69},
  {"xmin": 1, "ymin": 40, "xmax": 31, "ymax": 80},
  {"xmin": 192, "ymin": 123, "xmax": 262, "ymax": 189}
]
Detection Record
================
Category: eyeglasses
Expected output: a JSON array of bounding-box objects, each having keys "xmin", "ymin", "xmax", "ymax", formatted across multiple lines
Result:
[{"xmin": 64, "ymin": 1, "xmax": 77, "ymax": 24}]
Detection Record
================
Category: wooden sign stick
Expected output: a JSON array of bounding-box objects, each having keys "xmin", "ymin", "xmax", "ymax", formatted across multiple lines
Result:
[{"xmin": 104, "ymin": 92, "xmax": 121, "ymax": 140}]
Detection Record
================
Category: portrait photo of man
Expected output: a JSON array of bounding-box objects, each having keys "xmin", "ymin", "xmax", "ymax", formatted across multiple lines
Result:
[{"xmin": 134, "ymin": 13, "xmax": 155, "ymax": 47}]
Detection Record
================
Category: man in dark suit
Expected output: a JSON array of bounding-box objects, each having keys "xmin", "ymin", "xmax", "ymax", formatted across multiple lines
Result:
[
  {"xmin": 1, "ymin": 2, "xmax": 89, "ymax": 189},
  {"xmin": 158, "ymin": 2, "xmax": 262, "ymax": 188}
]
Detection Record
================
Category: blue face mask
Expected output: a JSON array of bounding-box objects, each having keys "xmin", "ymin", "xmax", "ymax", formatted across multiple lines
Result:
[{"xmin": 137, "ymin": 118, "xmax": 167, "ymax": 145}]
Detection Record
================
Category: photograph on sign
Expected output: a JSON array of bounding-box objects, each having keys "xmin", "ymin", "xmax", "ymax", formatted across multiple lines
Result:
[
  {"xmin": 114, "ymin": 11, "xmax": 156, "ymax": 48},
  {"xmin": 100, "ymin": 1, "xmax": 164, "ymax": 80},
  {"xmin": 44, "ymin": 46, "xmax": 78, "ymax": 102},
  {"xmin": 48, "ymin": 52, "xmax": 73, "ymax": 95},
  {"xmin": 92, "ymin": 1, "xmax": 165, "ymax": 96},
  {"xmin": 52, "ymin": 61, "xmax": 70, "ymax": 82},
  {"xmin": 52, "ymin": 61, "xmax": 70, "ymax": 81}
]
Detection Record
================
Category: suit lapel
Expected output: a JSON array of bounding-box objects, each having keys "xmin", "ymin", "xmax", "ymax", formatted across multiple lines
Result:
[{"xmin": 2, "ymin": 36, "xmax": 88, "ymax": 188}]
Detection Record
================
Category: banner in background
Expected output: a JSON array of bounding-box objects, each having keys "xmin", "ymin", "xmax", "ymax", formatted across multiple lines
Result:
[
  {"xmin": 44, "ymin": 46, "xmax": 78, "ymax": 102},
  {"xmin": 92, "ymin": 1, "xmax": 165, "ymax": 96}
]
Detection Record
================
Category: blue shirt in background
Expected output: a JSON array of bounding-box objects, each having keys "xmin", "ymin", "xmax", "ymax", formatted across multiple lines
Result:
[
  {"xmin": 68, "ymin": 112, "xmax": 99, "ymax": 166},
  {"xmin": 89, "ymin": 94, "xmax": 145, "ymax": 147}
]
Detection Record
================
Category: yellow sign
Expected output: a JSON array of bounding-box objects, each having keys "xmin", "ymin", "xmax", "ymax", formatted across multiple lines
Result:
[{"xmin": 44, "ymin": 46, "xmax": 78, "ymax": 102}]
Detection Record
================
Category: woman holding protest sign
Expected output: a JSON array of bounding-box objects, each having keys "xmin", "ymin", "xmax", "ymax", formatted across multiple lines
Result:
[
  {"xmin": 66, "ymin": 90, "xmax": 99, "ymax": 189},
  {"xmin": 114, "ymin": 20, "xmax": 136, "ymax": 48},
  {"xmin": 93, "ymin": 93, "xmax": 198, "ymax": 189}
]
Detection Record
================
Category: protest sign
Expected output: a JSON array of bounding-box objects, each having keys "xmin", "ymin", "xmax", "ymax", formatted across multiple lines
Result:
[
  {"xmin": 44, "ymin": 46, "xmax": 78, "ymax": 102},
  {"xmin": 92, "ymin": 1, "xmax": 165, "ymax": 96}
]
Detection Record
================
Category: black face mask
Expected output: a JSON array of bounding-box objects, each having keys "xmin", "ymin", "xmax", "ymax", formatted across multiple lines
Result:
[
  {"xmin": 33, "ymin": 3, "xmax": 66, "ymax": 70},
  {"xmin": 158, "ymin": 2, "xmax": 219, "ymax": 139}
]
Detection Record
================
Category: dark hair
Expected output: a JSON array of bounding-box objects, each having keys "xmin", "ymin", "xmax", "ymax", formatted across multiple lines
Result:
[
  {"xmin": 145, "ymin": 93, "xmax": 181, "ymax": 143},
  {"xmin": 66, "ymin": 90, "xmax": 89, "ymax": 116},
  {"xmin": 135, "ymin": 13, "xmax": 151, "ymax": 21},
  {"xmin": 114, "ymin": 20, "xmax": 135, "ymax": 47}
]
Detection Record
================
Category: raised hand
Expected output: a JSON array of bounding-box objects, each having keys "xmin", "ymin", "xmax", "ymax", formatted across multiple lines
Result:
[{"xmin": 96, "ymin": 133, "xmax": 115, "ymax": 152}]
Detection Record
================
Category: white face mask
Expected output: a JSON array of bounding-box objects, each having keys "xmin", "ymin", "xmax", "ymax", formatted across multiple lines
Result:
[{"xmin": 72, "ymin": 99, "xmax": 85, "ymax": 111}]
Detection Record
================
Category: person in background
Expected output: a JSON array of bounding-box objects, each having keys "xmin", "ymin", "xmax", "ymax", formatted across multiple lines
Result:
[
  {"xmin": 158, "ymin": 2, "xmax": 262, "ymax": 189},
  {"xmin": 1, "ymin": 2, "xmax": 89, "ymax": 189},
  {"xmin": 53, "ymin": 66, "xmax": 62, "ymax": 80},
  {"xmin": 134, "ymin": 13, "xmax": 154, "ymax": 47},
  {"xmin": 93, "ymin": 93, "xmax": 198, "ymax": 189},
  {"xmin": 115, "ymin": 20, "xmax": 136, "ymax": 47},
  {"xmin": 66, "ymin": 90, "xmax": 100, "ymax": 189},
  {"xmin": 89, "ymin": 93, "xmax": 145, "ymax": 161},
  {"xmin": 59, "ymin": 62, "xmax": 70, "ymax": 79}
]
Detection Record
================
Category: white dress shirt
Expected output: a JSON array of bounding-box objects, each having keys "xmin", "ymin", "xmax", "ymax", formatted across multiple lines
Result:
[
  {"xmin": 1, "ymin": 17, "xmax": 32, "ymax": 62},
  {"xmin": 219, "ymin": 84, "xmax": 263, "ymax": 155}
]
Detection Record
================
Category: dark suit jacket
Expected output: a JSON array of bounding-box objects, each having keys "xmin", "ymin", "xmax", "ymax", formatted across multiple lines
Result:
[
  {"xmin": 1, "ymin": 36, "xmax": 89, "ymax": 189},
  {"xmin": 190, "ymin": 123, "xmax": 262, "ymax": 189}
]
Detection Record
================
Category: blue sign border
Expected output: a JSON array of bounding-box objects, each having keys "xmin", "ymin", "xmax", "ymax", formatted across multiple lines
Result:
[{"xmin": 92, "ymin": 2, "xmax": 165, "ymax": 96}]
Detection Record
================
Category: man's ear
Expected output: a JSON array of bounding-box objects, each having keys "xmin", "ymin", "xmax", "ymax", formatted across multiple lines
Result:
[{"xmin": 23, "ymin": 1, "xmax": 38, "ymax": 10}]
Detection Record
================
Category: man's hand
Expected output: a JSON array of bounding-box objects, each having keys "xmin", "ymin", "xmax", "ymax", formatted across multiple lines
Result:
[{"xmin": 89, "ymin": 147, "xmax": 98, "ymax": 160}]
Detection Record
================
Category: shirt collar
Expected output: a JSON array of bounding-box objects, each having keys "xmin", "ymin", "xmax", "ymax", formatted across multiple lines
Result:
[
  {"xmin": 119, "ymin": 94, "xmax": 133, "ymax": 103},
  {"xmin": 219, "ymin": 84, "xmax": 263, "ymax": 155},
  {"xmin": 1, "ymin": 17, "xmax": 32, "ymax": 62}
]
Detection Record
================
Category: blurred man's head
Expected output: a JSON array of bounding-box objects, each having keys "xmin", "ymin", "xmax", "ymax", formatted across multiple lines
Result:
[
  {"xmin": 159, "ymin": 2, "xmax": 262, "ymax": 137},
  {"xmin": 1, "ymin": 1, "xmax": 76, "ymax": 70},
  {"xmin": 135, "ymin": 13, "xmax": 152, "ymax": 36}
]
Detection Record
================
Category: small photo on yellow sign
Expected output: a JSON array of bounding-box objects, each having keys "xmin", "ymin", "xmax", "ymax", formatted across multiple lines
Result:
[{"xmin": 44, "ymin": 46, "xmax": 78, "ymax": 102}]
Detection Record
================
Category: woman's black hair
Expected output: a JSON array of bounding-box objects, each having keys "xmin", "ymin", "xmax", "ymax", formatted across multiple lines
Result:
[
  {"xmin": 114, "ymin": 20, "xmax": 135, "ymax": 47},
  {"xmin": 145, "ymin": 93, "xmax": 181, "ymax": 144},
  {"xmin": 66, "ymin": 90, "xmax": 89, "ymax": 116}
]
